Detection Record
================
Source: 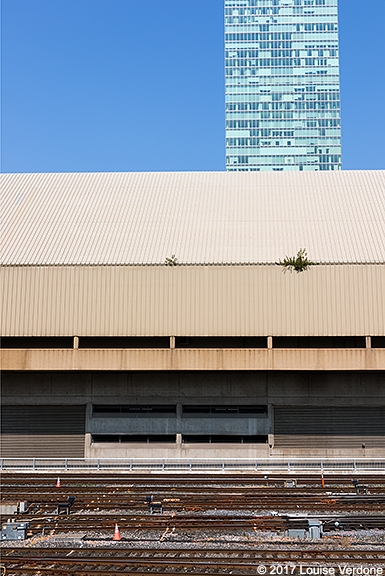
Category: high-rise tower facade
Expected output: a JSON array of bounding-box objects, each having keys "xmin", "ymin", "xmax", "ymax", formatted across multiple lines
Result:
[{"xmin": 225, "ymin": 0, "xmax": 342, "ymax": 171}]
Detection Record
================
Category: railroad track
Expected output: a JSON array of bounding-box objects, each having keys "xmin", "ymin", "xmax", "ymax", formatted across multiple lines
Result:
[
  {"xmin": 2, "ymin": 472, "xmax": 385, "ymax": 487},
  {"xmin": 3, "ymin": 513, "xmax": 289, "ymax": 535},
  {"xmin": 2, "ymin": 496, "xmax": 384, "ymax": 518},
  {"xmin": 2, "ymin": 545, "xmax": 385, "ymax": 575},
  {"xmin": 2, "ymin": 512, "xmax": 384, "ymax": 537}
]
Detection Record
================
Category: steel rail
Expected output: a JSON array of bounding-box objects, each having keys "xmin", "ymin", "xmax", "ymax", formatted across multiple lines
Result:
[
  {"xmin": 2, "ymin": 512, "xmax": 385, "ymax": 535},
  {"xmin": 4, "ymin": 546, "xmax": 385, "ymax": 561},
  {"xmin": 3, "ymin": 544, "xmax": 385, "ymax": 575},
  {"xmin": 2, "ymin": 473, "xmax": 385, "ymax": 483},
  {"xmin": 3, "ymin": 553, "xmax": 385, "ymax": 568},
  {"xmin": 3, "ymin": 487, "xmax": 385, "ymax": 496},
  {"xmin": 2, "ymin": 554, "xmax": 385, "ymax": 576}
]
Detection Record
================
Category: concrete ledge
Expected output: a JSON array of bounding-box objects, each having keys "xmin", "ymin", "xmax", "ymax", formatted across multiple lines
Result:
[{"xmin": 1, "ymin": 348, "xmax": 385, "ymax": 371}]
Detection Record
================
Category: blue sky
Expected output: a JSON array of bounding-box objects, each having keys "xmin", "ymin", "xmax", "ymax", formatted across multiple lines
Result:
[{"xmin": 1, "ymin": 0, "xmax": 384, "ymax": 173}]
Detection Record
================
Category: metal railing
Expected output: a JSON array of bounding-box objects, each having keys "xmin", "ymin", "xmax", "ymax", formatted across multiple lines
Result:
[{"xmin": 1, "ymin": 458, "xmax": 385, "ymax": 472}]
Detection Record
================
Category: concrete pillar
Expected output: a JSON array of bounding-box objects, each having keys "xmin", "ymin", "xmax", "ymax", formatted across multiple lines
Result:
[
  {"xmin": 176, "ymin": 433, "xmax": 182, "ymax": 458},
  {"xmin": 84, "ymin": 433, "xmax": 92, "ymax": 458},
  {"xmin": 176, "ymin": 404, "xmax": 182, "ymax": 457},
  {"xmin": 268, "ymin": 403, "xmax": 274, "ymax": 453},
  {"xmin": 366, "ymin": 336, "xmax": 372, "ymax": 349},
  {"xmin": 73, "ymin": 336, "xmax": 79, "ymax": 349},
  {"xmin": 170, "ymin": 336, "xmax": 176, "ymax": 349},
  {"xmin": 267, "ymin": 336, "xmax": 273, "ymax": 349}
]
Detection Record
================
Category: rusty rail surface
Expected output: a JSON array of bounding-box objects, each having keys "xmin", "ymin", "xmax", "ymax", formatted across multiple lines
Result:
[
  {"xmin": 2, "ymin": 513, "xmax": 385, "ymax": 536},
  {"xmin": 2, "ymin": 546, "xmax": 385, "ymax": 575}
]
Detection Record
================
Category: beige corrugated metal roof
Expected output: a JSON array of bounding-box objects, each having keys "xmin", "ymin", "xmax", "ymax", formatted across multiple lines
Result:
[{"xmin": 1, "ymin": 170, "xmax": 384, "ymax": 265}]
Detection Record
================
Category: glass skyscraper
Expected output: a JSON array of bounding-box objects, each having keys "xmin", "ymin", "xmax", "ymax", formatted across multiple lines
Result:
[{"xmin": 225, "ymin": 0, "xmax": 342, "ymax": 171}]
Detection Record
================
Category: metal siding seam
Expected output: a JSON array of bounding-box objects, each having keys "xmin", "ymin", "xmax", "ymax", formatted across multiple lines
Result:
[
  {"xmin": 116, "ymin": 266, "xmax": 128, "ymax": 336},
  {"xmin": 371, "ymin": 266, "xmax": 383, "ymax": 336},
  {"xmin": 231, "ymin": 267, "xmax": 238, "ymax": 336},
  {"xmin": 275, "ymin": 266, "xmax": 287, "ymax": 336},
  {"xmin": 117, "ymin": 267, "xmax": 126, "ymax": 337},
  {"xmin": 208, "ymin": 266, "xmax": 216, "ymax": 336},
  {"xmin": 11, "ymin": 267, "xmax": 20, "ymax": 336},
  {"xmin": 148, "ymin": 266, "xmax": 155, "ymax": 337},
  {"xmin": 0, "ymin": 268, "xmax": 10, "ymax": 335},
  {"xmin": 19, "ymin": 267, "xmax": 29, "ymax": 336},
  {"xmin": 357, "ymin": 265, "xmax": 368, "ymax": 336},
  {"xmin": 85, "ymin": 267, "xmax": 94, "ymax": 337},
  {"xmin": 185, "ymin": 266, "xmax": 193, "ymax": 337},
  {"xmin": 106, "ymin": 266, "xmax": 114, "ymax": 335}
]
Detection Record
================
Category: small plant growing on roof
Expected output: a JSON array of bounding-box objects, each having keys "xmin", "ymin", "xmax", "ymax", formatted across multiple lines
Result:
[
  {"xmin": 279, "ymin": 249, "xmax": 315, "ymax": 273},
  {"xmin": 165, "ymin": 254, "xmax": 179, "ymax": 266}
]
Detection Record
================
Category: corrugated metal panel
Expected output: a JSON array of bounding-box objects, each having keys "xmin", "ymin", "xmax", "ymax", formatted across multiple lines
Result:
[
  {"xmin": 0, "ymin": 406, "xmax": 85, "ymax": 458},
  {"xmin": 1, "ymin": 171, "xmax": 384, "ymax": 265},
  {"xmin": 274, "ymin": 406, "xmax": 385, "ymax": 448},
  {"xmin": 1, "ymin": 265, "xmax": 384, "ymax": 337}
]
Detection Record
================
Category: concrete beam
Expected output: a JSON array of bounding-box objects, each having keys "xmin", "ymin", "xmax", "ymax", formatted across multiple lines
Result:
[{"xmin": 1, "ymin": 348, "xmax": 385, "ymax": 371}]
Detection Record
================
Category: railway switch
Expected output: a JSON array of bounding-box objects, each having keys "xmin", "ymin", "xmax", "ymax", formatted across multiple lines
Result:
[
  {"xmin": 284, "ymin": 480, "xmax": 297, "ymax": 488},
  {"xmin": 286, "ymin": 519, "xmax": 322, "ymax": 539},
  {"xmin": 0, "ymin": 501, "xmax": 28, "ymax": 515},
  {"xmin": 56, "ymin": 495, "xmax": 76, "ymax": 515},
  {"xmin": 308, "ymin": 519, "xmax": 323, "ymax": 539},
  {"xmin": 17, "ymin": 501, "xmax": 28, "ymax": 514},
  {"xmin": 357, "ymin": 485, "xmax": 369, "ymax": 495},
  {"xmin": 150, "ymin": 502, "xmax": 163, "ymax": 514},
  {"xmin": 1, "ymin": 521, "xmax": 30, "ymax": 541},
  {"xmin": 353, "ymin": 482, "xmax": 369, "ymax": 495}
]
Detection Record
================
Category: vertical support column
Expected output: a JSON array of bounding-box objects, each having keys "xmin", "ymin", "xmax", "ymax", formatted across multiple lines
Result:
[
  {"xmin": 176, "ymin": 404, "xmax": 182, "ymax": 458},
  {"xmin": 73, "ymin": 336, "xmax": 79, "ymax": 349},
  {"xmin": 366, "ymin": 336, "xmax": 372, "ymax": 349},
  {"xmin": 170, "ymin": 336, "xmax": 176, "ymax": 349},
  {"xmin": 84, "ymin": 404, "xmax": 92, "ymax": 459},
  {"xmin": 268, "ymin": 402, "xmax": 274, "ymax": 455},
  {"xmin": 84, "ymin": 434, "xmax": 92, "ymax": 458},
  {"xmin": 267, "ymin": 336, "xmax": 273, "ymax": 349}
]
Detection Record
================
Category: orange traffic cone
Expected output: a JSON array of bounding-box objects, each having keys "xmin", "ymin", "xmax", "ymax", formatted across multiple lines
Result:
[
  {"xmin": 56, "ymin": 476, "xmax": 61, "ymax": 488},
  {"xmin": 321, "ymin": 475, "xmax": 325, "ymax": 488},
  {"xmin": 113, "ymin": 523, "xmax": 121, "ymax": 541}
]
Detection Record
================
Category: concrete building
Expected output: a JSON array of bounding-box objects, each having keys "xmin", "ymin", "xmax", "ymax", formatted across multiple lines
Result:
[
  {"xmin": 225, "ymin": 0, "xmax": 342, "ymax": 171},
  {"xmin": 1, "ymin": 170, "xmax": 384, "ymax": 459}
]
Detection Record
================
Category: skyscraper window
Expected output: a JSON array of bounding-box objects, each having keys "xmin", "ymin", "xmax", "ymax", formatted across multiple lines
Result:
[{"xmin": 225, "ymin": 0, "xmax": 342, "ymax": 171}]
